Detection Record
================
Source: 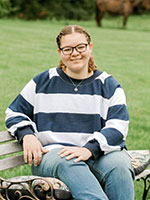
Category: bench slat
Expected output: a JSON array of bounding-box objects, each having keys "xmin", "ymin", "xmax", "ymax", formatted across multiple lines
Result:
[
  {"xmin": 0, "ymin": 131, "xmax": 14, "ymax": 142},
  {"xmin": 0, "ymin": 142, "xmax": 23, "ymax": 156},
  {"xmin": 135, "ymin": 169, "xmax": 150, "ymax": 180},
  {"xmin": 0, "ymin": 155, "xmax": 25, "ymax": 171},
  {"xmin": 128, "ymin": 150, "xmax": 150, "ymax": 154}
]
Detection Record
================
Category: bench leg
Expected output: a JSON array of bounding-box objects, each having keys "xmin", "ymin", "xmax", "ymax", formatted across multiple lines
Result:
[{"xmin": 142, "ymin": 175, "xmax": 150, "ymax": 200}]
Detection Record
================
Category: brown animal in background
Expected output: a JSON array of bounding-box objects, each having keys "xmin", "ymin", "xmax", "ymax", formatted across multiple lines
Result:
[
  {"xmin": 95, "ymin": 0, "xmax": 150, "ymax": 27},
  {"xmin": 131, "ymin": 0, "xmax": 150, "ymax": 10},
  {"xmin": 131, "ymin": 0, "xmax": 150, "ymax": 13}
]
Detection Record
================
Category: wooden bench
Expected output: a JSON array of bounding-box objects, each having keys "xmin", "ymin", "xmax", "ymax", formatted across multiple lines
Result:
[
  {"xmin": 0, "ymin": 131, "xmax": 73, "ymax": 200},
  {"xmin": 0, "ymin": 131, "xmax": 150, "ymax": 200}
]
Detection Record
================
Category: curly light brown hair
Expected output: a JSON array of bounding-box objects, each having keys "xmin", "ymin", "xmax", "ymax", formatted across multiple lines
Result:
[{"xmin": 56, "ymin": 25, "xmax": 97, "ymax": 73}]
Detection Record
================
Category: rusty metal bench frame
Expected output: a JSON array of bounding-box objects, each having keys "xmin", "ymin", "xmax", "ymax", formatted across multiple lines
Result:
[{"xmin": 0, "ymin": 131, "xmax": 150, "ymax": 200}]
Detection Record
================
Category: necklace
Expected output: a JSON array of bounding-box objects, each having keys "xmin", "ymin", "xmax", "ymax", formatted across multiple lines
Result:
[{"xmin": 68, "ymin": 76, "xmax": 84, "ymax": 92}]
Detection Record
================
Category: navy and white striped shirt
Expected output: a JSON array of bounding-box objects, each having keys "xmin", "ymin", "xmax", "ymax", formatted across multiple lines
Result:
[{"xmin": 5, "ymin": 67, "xmax": 129, "ymax": 159}]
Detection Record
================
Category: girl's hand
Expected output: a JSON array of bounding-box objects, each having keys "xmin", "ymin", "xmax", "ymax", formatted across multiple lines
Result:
[
  {"xmin": 58, "ymin": 146, "xmax": 92, "ymax": 163},
  {"xmin": 23, "ymin": 134, "xmax": 48, "ymax": 166}
]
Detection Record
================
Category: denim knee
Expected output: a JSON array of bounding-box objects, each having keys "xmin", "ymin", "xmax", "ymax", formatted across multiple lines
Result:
[
  {"xmin": 32, "ymin": 148, "xmax": 62, "ymax": 177},
  {"xmin": 57, "ymin": 157, "xmax": 87, "ymax": 175},
  {"xmin": 88, "ymin": 150, "xmax": 135, "ymax": 183},
  {"xmin": 87, "ymin": 150, "xmax": 135, "ymax": 200}
]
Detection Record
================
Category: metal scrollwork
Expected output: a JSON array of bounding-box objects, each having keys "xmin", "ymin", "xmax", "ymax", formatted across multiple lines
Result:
[
  {"xmin": 142, "ymin": 174, "xmax": 150, "ymax": 200},
  {"xmin": 0, "ymin": 176, "xmax": 56, "ymax": 200}
]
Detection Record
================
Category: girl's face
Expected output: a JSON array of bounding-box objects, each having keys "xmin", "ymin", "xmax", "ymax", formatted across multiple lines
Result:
[{"xmin": 58, "ymin": 33, "xmax": 93, "ymax": 78}]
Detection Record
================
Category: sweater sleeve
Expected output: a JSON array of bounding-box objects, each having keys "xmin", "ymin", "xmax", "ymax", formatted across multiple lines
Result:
[
  {"xmin": 5, "ymin": 79, "xmax": 37, "ymax": 143},
  {"xmin": 84, "ymin": 76, "xmax": 129, "ymax": 159}
]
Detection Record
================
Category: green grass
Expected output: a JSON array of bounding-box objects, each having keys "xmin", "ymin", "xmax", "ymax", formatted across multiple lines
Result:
[{"xmin": 0, "ymin": 15, "xmax": 150, "ymax": 199}]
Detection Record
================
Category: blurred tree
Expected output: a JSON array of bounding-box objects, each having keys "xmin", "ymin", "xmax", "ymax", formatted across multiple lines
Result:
[
  {"xmin": 0, "ymin": 0, "xmax": 12, "ymax": 17},
  {"xmin": 9, "ymin": 0, "xmax": 96, "ymax": 20},
  {"xmin": 10, "ymin": 0, "xmax": 41, "ymax": 19},
  {"xmin": 1, "ymin": 0, "xmax": 149, "ymax": 19}
]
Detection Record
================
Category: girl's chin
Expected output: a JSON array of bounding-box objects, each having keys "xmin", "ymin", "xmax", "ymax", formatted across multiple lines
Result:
[
  {"xmin": 70, "ymin": 65, "xmax": 84, "ymax": 72},
  {"xmin": 71, "ymin": 60, "xmax": 82, "ymax": 66}
]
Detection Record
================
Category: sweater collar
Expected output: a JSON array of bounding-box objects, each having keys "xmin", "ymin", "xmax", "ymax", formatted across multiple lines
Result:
[{"xmin": 56, "ymin": 67, "xmax": 102, "ymax": 85}]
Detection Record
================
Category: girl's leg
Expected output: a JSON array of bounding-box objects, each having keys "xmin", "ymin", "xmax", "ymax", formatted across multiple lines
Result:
[
  {"xmin": 87, "ymin": 150, "xmax": 135, "ymax": 200},
  {"xmin": 32, "ymin": 148, "xmax": 108, "ymax": 200}
]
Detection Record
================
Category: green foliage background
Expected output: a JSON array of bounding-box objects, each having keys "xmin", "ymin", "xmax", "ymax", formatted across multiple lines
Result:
[
  {"xmin": 0, "ymin": 0, "xmax": 150, "ymax": 20},
  {"xmin": 0, "ymin": 0, "xmax": 12, "ymax": 17},
  {"xmin": 0, "ymin": 0, "xmax": 96, "ymax": 20}
]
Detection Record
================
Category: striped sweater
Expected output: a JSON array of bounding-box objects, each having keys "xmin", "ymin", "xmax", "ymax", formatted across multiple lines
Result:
[{"xmin": 5, "ymin": 67, "xmax": 129, "ymax": 159}]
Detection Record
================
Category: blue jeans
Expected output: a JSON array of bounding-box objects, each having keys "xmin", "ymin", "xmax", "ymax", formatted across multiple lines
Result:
[{"xmin": 32, "ymin": 148, "xmax": 135, "ymax": 200}]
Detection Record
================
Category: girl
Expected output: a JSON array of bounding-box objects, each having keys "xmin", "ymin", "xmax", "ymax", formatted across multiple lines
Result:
[{"xmin": 6, "ymin": 25, "xmax": 134, "ymax": 200}]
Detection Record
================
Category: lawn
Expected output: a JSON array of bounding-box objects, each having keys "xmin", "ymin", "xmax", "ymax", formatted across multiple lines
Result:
[{"xmin": 0, "ymin": 15, "xmax": 150, "ymax": 199}]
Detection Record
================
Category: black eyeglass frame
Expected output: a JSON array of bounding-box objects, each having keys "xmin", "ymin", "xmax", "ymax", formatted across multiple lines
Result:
[{"xmin": 59, "ymin": 43, "xmax": 89, "ymax": 55}]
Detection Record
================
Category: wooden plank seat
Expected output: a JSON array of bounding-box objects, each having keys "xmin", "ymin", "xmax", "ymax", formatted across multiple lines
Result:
[{"xmin": 0, "ymin": 131, "xmax": 150, "ymax": 200}]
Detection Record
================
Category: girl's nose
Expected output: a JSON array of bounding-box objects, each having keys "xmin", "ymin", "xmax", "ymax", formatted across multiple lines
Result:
[{"xmin": 71, "ymin": 47, "xmax": 80, "ymax": 55}]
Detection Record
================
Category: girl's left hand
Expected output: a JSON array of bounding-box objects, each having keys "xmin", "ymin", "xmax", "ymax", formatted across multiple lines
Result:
[{"xmin": 58, "ymin": 146, "xmax": 92, "ymax": 163}]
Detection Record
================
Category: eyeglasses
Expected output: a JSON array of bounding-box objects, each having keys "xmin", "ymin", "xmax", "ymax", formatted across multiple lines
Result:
[{"xmin": 59, "ymin": 43, "xmax": 89, "ymax": 55}]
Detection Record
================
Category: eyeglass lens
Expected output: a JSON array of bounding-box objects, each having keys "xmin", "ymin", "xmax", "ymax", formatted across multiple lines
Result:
[{"xmin": 61, "ymin": 43, "xmax": 88, "ymax": 55}]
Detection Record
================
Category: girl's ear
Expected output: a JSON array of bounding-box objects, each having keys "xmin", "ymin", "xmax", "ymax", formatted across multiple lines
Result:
[
  {"xmin": 89, "ymin": 43, "xmax": 93, "ymax": 51},
  {"xmin": 57, "ymin": 48, "xmax": 61, "ymax": 56}
]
